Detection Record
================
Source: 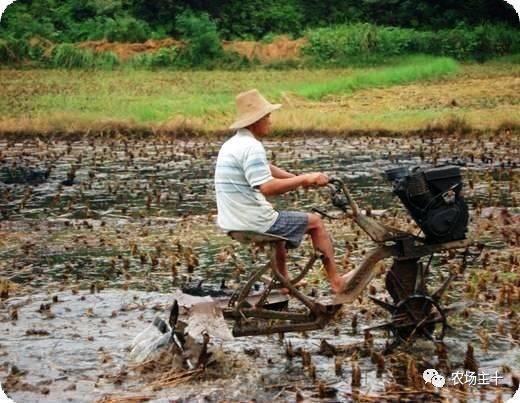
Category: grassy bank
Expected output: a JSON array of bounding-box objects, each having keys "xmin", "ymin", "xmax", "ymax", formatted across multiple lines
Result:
[
  {"xmin": 295, "ymin": 56, "xmax": 460, "ymax": 100},
  {"xmin": 0, "ymin": 57, "xmax": 518, "ymax": 135}
]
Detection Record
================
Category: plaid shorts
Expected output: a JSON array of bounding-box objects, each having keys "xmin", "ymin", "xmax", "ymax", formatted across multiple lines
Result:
[{"xmin": 266, "ymin": 211, "xmax": 309, "ymax": 249}]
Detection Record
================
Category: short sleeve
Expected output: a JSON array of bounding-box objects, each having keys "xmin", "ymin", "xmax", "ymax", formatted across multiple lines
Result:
[{"xmin": 243, "ymin": 142, "xmax": 272, "ymax": 188}]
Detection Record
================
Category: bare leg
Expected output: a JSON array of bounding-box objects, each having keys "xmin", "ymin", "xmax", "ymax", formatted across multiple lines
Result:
[
  {"xmin": 306, "ymin": 213, "xmax": 345, "ymax": 293},
  {"xmin": 273, "ymin": 241, "xmax": 308, "ymax": 293},
  {"xmin": 273, "ymin": 241, "xmax": 290, "ymax": 294},
  {"xmin": 274, "ymin": 241, "xmax": 288, "ymax": 278}
]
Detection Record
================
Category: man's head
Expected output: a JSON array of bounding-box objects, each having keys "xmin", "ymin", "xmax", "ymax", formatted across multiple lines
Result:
[
  {"xmin": 247, "ymin": 113, "xmax": 271, "ymax": 137},
  {"xmin": 230, "ymin": 89, "xmax": 281, "ymax": 137}
]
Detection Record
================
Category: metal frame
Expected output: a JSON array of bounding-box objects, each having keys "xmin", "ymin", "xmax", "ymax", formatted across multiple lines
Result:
[
  {"xmin": 222, "ymin": 178, "xmax": 471, "ymax": 343},
  {"xmin": 224, "ymin": 232, "xmax": 341, "ymax": 336}
]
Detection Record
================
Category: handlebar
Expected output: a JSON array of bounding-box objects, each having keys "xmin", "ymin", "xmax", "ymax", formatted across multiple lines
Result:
[
  {"xmin": 325, "ymin": 176, "xmax": 395, "ymax": 243},
  {"xmin": 326, "ymin": 177, "xmax": 360, "ymax": 214}
]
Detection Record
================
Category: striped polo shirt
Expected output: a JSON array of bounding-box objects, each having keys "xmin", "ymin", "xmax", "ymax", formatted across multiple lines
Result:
[{"xmin": 215, "ymin": 129, "xmax": 278, "ymax": 232}]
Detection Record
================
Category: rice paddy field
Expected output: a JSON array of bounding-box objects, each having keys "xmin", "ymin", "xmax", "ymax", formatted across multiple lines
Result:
[
  {"xmin": 0, "ymin": 57, "xmax": 519, "ymax": 402},
  {"xmin": 0, "ymin": 56, "xmax": 519, "ymax": 134}
]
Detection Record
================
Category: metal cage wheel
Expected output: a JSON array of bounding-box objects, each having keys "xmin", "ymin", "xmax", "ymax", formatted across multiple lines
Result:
[{"xmin": 391, "ymin": 294, "xmax": 448, "ymax": 342}]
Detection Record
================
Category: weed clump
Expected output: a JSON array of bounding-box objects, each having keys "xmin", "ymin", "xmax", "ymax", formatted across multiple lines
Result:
[
  {"xmin": 129, "ymin": 47, "xmax": 181, "ymax": 69},
  {"xmin": 48, "ymin": 44, "xmax": 122, "ymax": 69}
]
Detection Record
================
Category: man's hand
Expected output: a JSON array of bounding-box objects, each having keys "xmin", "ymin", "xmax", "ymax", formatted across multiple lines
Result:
[
  {"xmin": 259, "ymin": 172, "xmax": 329, "ymax": 197},
  {"xmin": 303, "ymin": 172, "xmax": 329, "ymax": 187}
]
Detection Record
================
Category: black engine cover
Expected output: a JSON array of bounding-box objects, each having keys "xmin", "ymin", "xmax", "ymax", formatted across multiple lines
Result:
[{"xmin": 385, "ymin": 165, "xmax": 469, "ymax": 243}]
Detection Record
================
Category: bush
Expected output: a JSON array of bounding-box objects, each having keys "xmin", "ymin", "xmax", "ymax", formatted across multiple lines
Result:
[
  {"xmin": 27, "ymin": 43, "xmax": 46, "ymax": 61},
  {"xmin": 303, "ymin": 24, "xmax": 397, "ymax": 66},
  {"xmin": 0, "ymin": 37, "xmax": 28, "ymax": 63},
  {"xmin": 211, "ymin": 50, "xmax": 255, "ymax": 70},
  {"xmin": 217, "ymin": 0, "xmax": 304, "ymax": 39},
  {"xmin": 303, "ymin": 23, "xmax": 520, "ymax": 66},
  {"xmin": 129, "ymin": 47, "xmax": 181, "ymax": 69},
  {"xmin": 175, "ymin": 11, "xmax": 222, "ymax": 66},
  {"xmin": 1, "ymin": 6, "xmax": 57, "ymax": 41},
  {"xmin": 51, "ymin": 43, "xmax": 96, "ymax": 68},
  {"xmin": 96, "ymin": 51, "xmax": 120, "ymax": 69},
  {"xmin": 68, "ymin": 17, "xmax": 111, "ymax": 42},
  {"xmin": 105, "ymin": 16, "xmax": 151, "ymax": 42},
  {"xmin": 50, "ymin": 44, "xmax": 123, "ymax": 69}
]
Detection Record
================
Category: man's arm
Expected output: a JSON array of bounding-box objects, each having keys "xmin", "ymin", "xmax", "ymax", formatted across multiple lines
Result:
[
  {"xmin": 270, "ymin": 164, "xmax": 295, "ymax": 179},
  {"xmin": 259, "ymin": 173, "xmax": 328, "ymax": 197}
]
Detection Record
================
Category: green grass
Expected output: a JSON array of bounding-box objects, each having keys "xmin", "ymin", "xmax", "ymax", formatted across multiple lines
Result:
[
  {"xmin": 16, "ymin": 68, "xmax": 350, "ymax": 124},
  {"xmin": 29, "ymin": 72, "xmax": 241, "ymax": 123},
  {"xmin": 296, "ymin": 56, "xmax": 460, "ymax": 100},
  {"xmin": 0, "ymin": 56, "xmax": 518, "ymax": 133}
]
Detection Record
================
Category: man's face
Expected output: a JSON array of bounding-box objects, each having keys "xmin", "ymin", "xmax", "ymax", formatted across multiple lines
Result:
[{"xmin": 252, "ymin": 113, "xmax": 272, "ymax": 137}]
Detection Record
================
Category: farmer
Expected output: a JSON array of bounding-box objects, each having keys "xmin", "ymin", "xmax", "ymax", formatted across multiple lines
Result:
[{"xmin": 214, "ymin": 89, "xmax": 348, "ymax": 295}]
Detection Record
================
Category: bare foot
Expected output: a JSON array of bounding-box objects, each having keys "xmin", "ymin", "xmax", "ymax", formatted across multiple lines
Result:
[
  {"xmin": 330, "ymin": 276, "xmax": 346, "ymax": 294},
  {"xmin": 330, "ymin": 271, "xmax": 355, "ymax": 294},
  {"xmin": 331, "ymin": 272, "xmax": 358, "ymax": 304}
]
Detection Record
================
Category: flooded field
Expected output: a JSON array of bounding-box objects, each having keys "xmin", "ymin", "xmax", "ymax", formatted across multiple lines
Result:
[{"xmin": 0, "ymin": 132, "xmax": 519, "ymax": 402}]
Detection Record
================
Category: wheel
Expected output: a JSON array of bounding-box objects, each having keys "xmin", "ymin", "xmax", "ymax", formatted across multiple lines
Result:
[{"xmin": 390, "ymin": 294, "xmax": 448, "ymax": 342}]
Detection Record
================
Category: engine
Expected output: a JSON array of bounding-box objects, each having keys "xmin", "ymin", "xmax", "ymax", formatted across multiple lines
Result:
[{"xmin": 384, "ymin": 165, "xmax": 469, "ymax": 243}]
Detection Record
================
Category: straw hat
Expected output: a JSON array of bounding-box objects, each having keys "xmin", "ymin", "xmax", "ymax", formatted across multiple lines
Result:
[{"xmin": 229, "ymin": 89, "xmax": 281, "ymax": 130}]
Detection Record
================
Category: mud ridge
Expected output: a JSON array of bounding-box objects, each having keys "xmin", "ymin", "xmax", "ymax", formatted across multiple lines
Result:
[{"xmin": 0, "ymin": 123, "xmax": 518, "ymax": 142}]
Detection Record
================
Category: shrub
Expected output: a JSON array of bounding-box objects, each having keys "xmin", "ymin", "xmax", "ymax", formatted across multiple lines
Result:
[
  {"xmin": 175, "ymin": 11, "xmax": 222, "ymax": 66},
  {"xmin": 129, "ymin": 47, "xmax": 181, "ymax": 69},
  {"xmin": 0, "ymin": 39, "xmax": 15, "ymax": 63},
  {"xmin": 0, "ymin": 37, "xmax": 28, "ymax": 63},
  {"xmin": 303, "ymin": 23, "xmax": 520, "ymax": 66},
  {"xmin": 105, "ymin": 16, "xmax": 151, "ymax": 43},
  {"xmin": 68, "ymin": 17, "xmax": 111, "ymax": 42},
  {"xmin": 1, "ymin": 7, "xmax": 57, "ymax": 41},
  {"xmin": 95, "ymin": 51, "xmax": 120, "ymax": 69},
  {"xmin": 212, "ymin": 50, "xmax": 255, "ymax": 70},
  {"xmin": 128, "ymin": 53, "xmax": 150, "ymax": 68},
  {"xmin": 217, "ymin": 0, "xmax": 304, "ymax": 39},
  {"xmin": 51, "ymin": 43, "xmax": 96, "ymax": 68}
]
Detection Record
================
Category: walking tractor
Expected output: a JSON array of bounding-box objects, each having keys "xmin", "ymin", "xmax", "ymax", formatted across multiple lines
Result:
[{"xmin": 221, "ymin": 165, "xmax": 475, "ymax": 352}]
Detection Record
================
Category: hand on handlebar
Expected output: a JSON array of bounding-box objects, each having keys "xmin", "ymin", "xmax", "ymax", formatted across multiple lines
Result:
[
  {"xmin": 309, "ymin": 176, "xmax": 351, "ymax": 217},
  {"xmin": 327, "ymin": 177, "xmax": 344, "ymax": 188},
  {"xmin": 326, "ymin": 177, "xmax": 354, "ymax": 211},
  {"xmin": 303, "ymin": 172, "xmax": 329, "ymax": 187}
]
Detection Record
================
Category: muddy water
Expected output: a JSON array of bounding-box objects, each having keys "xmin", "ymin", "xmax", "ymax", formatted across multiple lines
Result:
[{"xmin": 0, "ymin": 133, "xmax": 519, "ymax": 402}]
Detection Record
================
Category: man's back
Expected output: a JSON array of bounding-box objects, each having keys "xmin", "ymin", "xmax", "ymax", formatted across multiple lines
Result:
[{"xmin": 214, "ymin": 129, "xmax": 278, "ymax": 232}]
